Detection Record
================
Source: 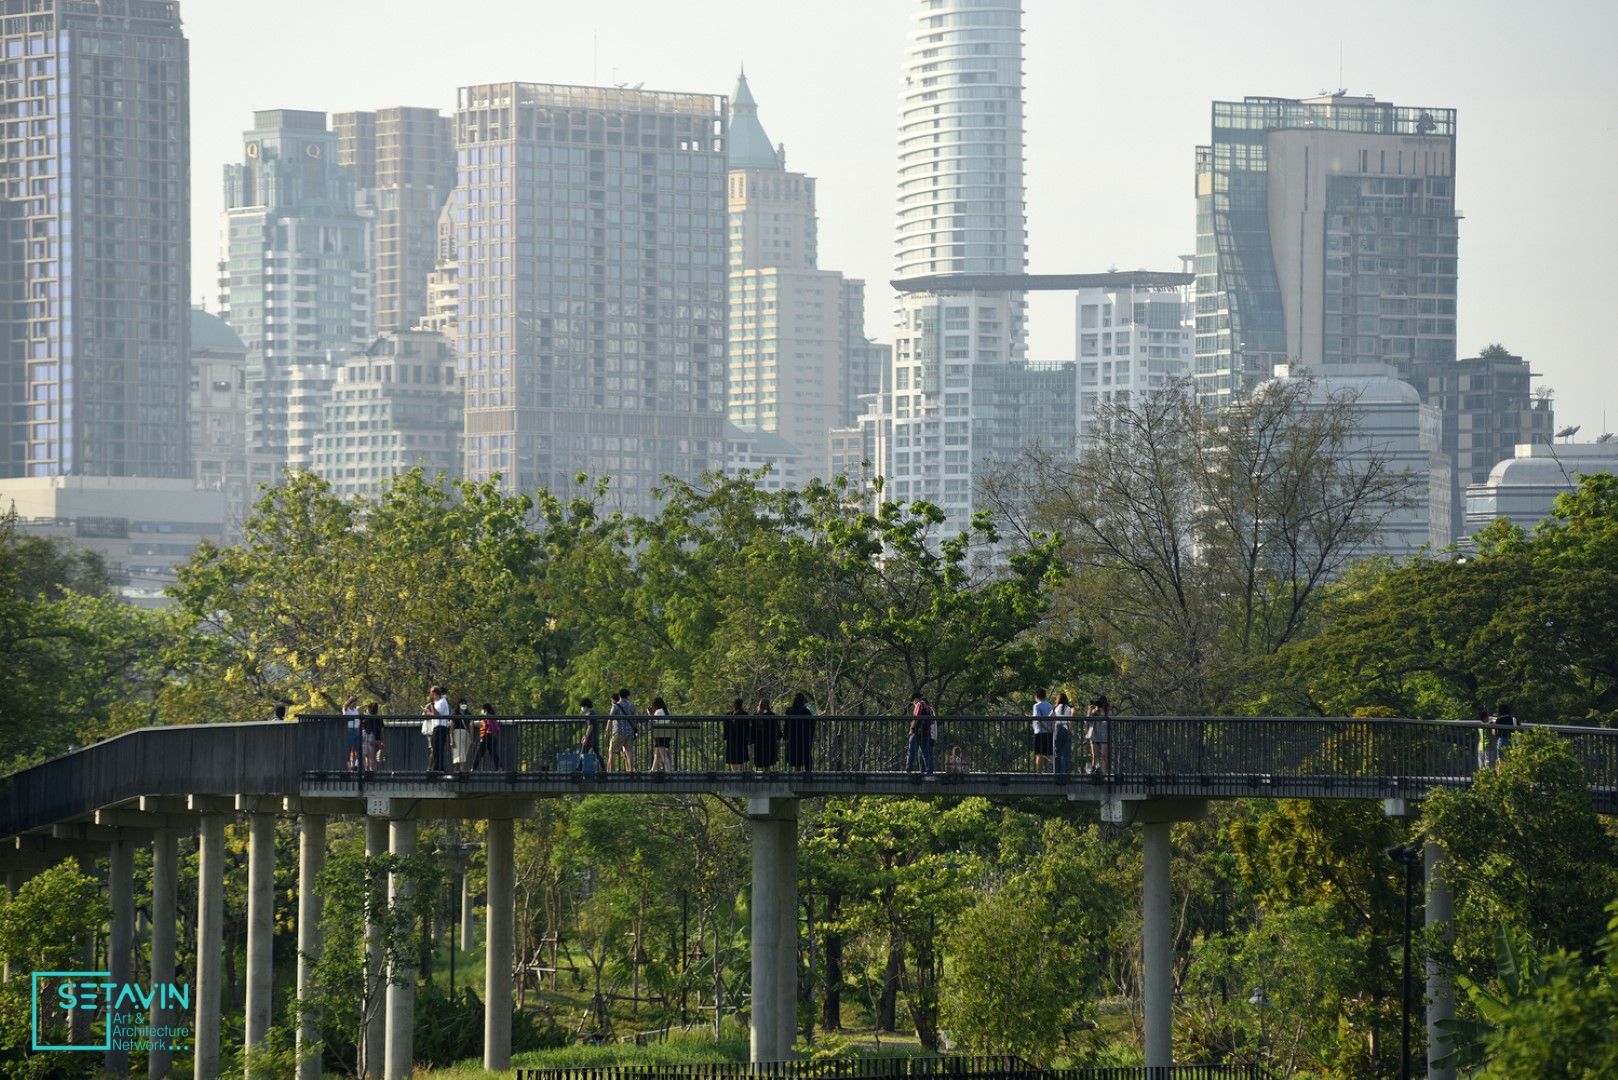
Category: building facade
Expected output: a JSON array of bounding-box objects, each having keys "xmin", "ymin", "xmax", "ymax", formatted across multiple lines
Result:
[
  {"xmin": 1194, "ymin": 94, "xmax": 1458, "ymax": 408},
  {"xmin": 1406, "ymin": 349, "xmax": 1554, "ymax": 544},
  {"xmin": 880, "ymin": 0, "xmax": 1029, "ymax": 532},
  {"xmin": 455, "ymin": 82, "xmax": 728, "ymax": 514},
  {"xmin": 1265, "ymin": 364, "xmax": 1451, "ymax": 558},
  {"xmin": 189, "ymin": 308, "xmax": 249, "ymax": 535},
  {"xmin": 0, "ymin": 0, "xmax": 191, "ymax": 480},
  {"xmin": 311, "ymin": 329, "xmax": 460, "ymax": 499},
  {"xmin": 725, "ymin": 73, "xmax": 878, "ymax": 480},
  {"xmin": 219, "ymin": 109, "xmax": 372, "ymax": 490},
  {"xmin": 1464, "ymin": 442, "xmax": 1618, "ymax": 537},
  {"xmin": 334, "ymin": 107, "xmax": 456, "ymax": 333},
  {"xmin": 1075, "ymin": 283, "xmax": 1193, "ymax": 441}
]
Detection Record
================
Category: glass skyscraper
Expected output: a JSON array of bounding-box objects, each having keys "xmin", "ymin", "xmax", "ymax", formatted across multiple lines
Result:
[
  {"xmin": 0, "ymin": 0, "xmax": 190, "ymax": 479},
  {"xmin": 454, "ymin": 82, "xmax": 728, "ymax": 513},
  {"xmin": 1194, "ymin": 94, "xmax": 1458, "ymax": 407},
  {"xmin": 219, "ymin": 109, "xmax": 372, "ymax": 488}
]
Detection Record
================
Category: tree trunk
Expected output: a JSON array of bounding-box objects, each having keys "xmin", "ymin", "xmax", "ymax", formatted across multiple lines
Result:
[
  {"xmin": 877, "ymin": 939, "xmax": 903, "ymax": 1032},
  {"xmin": 821, "ymin": 892, "xmax": 843, "ymax": 1031}
]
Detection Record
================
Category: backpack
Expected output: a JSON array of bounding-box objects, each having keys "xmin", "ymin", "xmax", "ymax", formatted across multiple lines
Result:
[
  {"xmin": 913, "ymin": 698, "xmax": 934, "ymax": 717},
  {"xmin": 482, "ymin": 714, "xmax": 500, "ymax": 735}
]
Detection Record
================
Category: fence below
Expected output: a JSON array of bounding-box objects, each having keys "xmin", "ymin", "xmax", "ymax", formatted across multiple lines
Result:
[{"xmin": 514, "ymin": 1059, "xmax": 1274, "ymax": 1080}]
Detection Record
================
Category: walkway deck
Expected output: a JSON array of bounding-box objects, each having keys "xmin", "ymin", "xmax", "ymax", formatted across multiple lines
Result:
[{"xmin": 5, "ymin": 715, "xmax": 1616, "ymax": 838}]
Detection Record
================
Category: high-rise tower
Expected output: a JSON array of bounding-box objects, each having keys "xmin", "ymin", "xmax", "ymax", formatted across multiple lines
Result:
[
  {"xmin": 334, "ymin": 107, "xmax": 456, "ymax": 333},
  {"xmin": 219, "ymin": 109, "xmax": 372, "ymax": 488},
  {"xmin": 455, "ymin": 83, "xmax": 728, "ymax": 514},
  {"xmin": 1193, "ymin": 94, "xmax": 1458, "ymax": 407},
  {"xmin": 878, "ymin": 0, "xmax": 1029, "ymax": 531},
  {"xmin": 725, "ymin": 72, "xmax": 879, "ymax": 477},
  {"xmin": 0, "ymin": 0, "xmax": 190, "ymax": 479}
]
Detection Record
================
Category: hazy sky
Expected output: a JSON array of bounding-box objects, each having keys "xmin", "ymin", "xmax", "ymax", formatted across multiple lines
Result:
[{"xmin": 186, "ymin": 0, "xmax": 1618, "ymax": 437}]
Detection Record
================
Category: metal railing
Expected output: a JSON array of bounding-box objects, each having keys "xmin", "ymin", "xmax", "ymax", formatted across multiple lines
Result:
[
  {"xmin": 5, "ymin": 714, "xmax": 1617, "ymax": 839},
  {"xmin": 514, "ymin": 1059, "xmax": 1274, "ymax": 1080}
]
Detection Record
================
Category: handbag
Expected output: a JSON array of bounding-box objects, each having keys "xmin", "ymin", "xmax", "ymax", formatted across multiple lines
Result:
[{"xmin": 945, "ymin": 746, "xmax": 971, "ymax": 776}]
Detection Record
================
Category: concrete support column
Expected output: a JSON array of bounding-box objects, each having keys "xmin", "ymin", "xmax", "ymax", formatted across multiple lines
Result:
[
  {"xmin": 149, "ymin": 829, "xmax": 178, "ymax": 1080},
  {"xmin": 748, "ymin": 797, "xmax": 798, "ymax": 1064},
  {"xmin": 384, "ymin": 819, "xmax": 418, "ymax": 1080},
  {"xmin": 1425, "ymin": 840, "xmax": 1455, "ymax": 1080},
  {"xmin": 363, "ymin": 816, "xmax": 388, "ymax": 1080},
  {"xmin": 296, "ymin": 814, "xmax": 327, "ymax": 1080},
  {"xmin": 106, "ymin": 838, "xmax": 135, "ymax": 1077},
  {"xmin": 195, "ymin": 815, "xmax": 226, "ymax": 1080},
  {"xmin": 1142, "ymin": 820, "xmax": 1173, "ymax": 1071},
  {"xmin": 244, "ymin": 812, "xmax": 276, "ymax": 1075},
  {"xmin": 776, "ymin": 806, "xmax": 800, "ymax": 1060},
  {"xmin": 461, "ymin": 870, "xmax": 476, "ymax": 952},
  {"xmin": 72, "ymin": 854, "xmax": 95, "ymax": 1046},
  {"xmin": 1, "ymin": 869, "xmax": 26, "ymax": 983},
  {"xmin": 483, "ymin": 818, "xmax": 515, "ymax": 1072}
]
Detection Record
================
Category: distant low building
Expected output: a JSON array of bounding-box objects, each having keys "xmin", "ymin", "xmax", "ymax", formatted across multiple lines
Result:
[
  {"xmin": 725, "ymin": 425, "xmax": 805, "ymax": 493},
  {"xmin": 312, "ymin": 330, "xmax": 461, "ymax": 500},
  {"xmin": 1464, "ymin": 442, "xmax": 1618, "ymax": 537},
  {"xmin": 0, "ymin": 477, "xmax": 225, "ymax": 609},
  {"xmin": 1263, "ymin": 364, "xmax": 1451, "ymax": 558}
]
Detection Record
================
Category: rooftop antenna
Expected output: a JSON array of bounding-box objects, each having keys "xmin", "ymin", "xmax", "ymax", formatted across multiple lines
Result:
[{"xmin": 1339, "ymin": 42, "xmax": 1344, "ymax": 95}]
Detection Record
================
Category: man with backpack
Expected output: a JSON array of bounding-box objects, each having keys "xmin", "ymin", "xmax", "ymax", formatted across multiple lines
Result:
[
  {"xmin": 608, "ymin": 688, "xmax": 639, "ymax": 772},
  {"xmin": 907, "ymin": 694, "xmax": 937, "ymax": 775}
]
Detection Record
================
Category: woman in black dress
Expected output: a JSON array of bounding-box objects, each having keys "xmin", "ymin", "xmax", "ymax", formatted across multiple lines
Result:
[
  {"xmin": 724, "ymin": 698, "xmax": 751, "ymax": 771},
  {"xmin": 753, "ymin": 696, "xmax": 780, "ymax": 771},
  {"xmin": 783, "ymin": 692, "xmax": 815, "ymax": 771}
]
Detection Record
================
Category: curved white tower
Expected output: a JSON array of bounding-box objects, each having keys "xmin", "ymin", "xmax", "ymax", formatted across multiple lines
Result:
[{"xmin": 895, "ymin": 0, "xmax": 1026, "ymax": 281}]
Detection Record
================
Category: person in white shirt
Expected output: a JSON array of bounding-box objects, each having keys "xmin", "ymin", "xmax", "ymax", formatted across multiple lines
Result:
[
  {"xmin": 427, "ymin": 685, "xmax": 452, "ymax": 771},
  {"xmin": 1031, "ymin": 688, "xmax": 1054, "ymax": 772},
  {"xmin": 1052, "ymin": 692, "xmax": 1076, "ymax": 774}
]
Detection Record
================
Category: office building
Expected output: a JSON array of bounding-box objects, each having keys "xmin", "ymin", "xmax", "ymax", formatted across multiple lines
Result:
[
  {"xmin": 881, "ymin": 0, "xmax": 1029, "ymax": 531},
  {"xmin": 189, "ymin": 308, "xmax": 249, "ymax": 535},
  {"xmin": 0, "ymin": 0, "xmax": 191, "ymax": 480},
  {"xmin": 1265, "ymin": 363, "xmax": 1451, "ymax": 558},
  {"xmin": 1194, "ymin": 94, "xmax": 1458, "ymax": 408},
  {"xmin": 1406, "ymin": 349, "xmax": 1554, "ymax": 543},
  {"xmin": 335, "ymin": 107, "xmax": 456, "ymax": 333},
  {"xmin": 1465, "ymin": 441, "xmax": 1618, "ymax": 537},
  {"xmin": 219, "ymin": 109, "xmax": 371, "ymax": 490},
  {"xmin": 1075, "ymin": 282, "xmax": 1194, "ymax": 441},
  {"xmin": 0, "ymin": 476, "xmax": 224, "ymax": 608},
  {"xmin": 455, "ymin": 82, "xmax": 728, "ymax": 514},
  {"xmin": 311, "ymin": 329, "xmax": 460, "ymax": 499},
  {"xmin": 725, "ymin": 72, "xmax": 879, "ymax": 479}
]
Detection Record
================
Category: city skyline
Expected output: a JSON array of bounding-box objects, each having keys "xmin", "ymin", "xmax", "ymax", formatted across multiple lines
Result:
[{"xmin": 183, "ymin": 0, "xmax": 1617, "ymax": 439}]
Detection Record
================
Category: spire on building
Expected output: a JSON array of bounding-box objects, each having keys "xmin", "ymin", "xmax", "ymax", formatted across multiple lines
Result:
[{"xmin": 728, "ymin": 70, "xmax": 781, "ymax": 170}]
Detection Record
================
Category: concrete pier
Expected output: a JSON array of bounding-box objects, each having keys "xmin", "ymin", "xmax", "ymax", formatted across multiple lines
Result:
[
  {"xmin": 1425, "ymin": 840, "xmax": 1455, "ymax": 1080},
  {"xmin": 364, "ymin": 815, "xmax": 388, "ymax": 1079},
  {"xmin": 384, "ymin": 819, "xmax": 417, "ymax": 1080},
  {"xmin": 297, "ymin": 813, "xmax": 327, "ymax": 1080},
  {"xmin": 748, "ymin": 797, "xmax": 798, "ymax": 1063},
  {"xmin": 244, "ymin": 811, "xmax": 276, "ymax": 1076},
  {"xmin": 106, "ymin": 838, "xmax": 135, "ymax": 1076},
  {"xmin": 484, "ymin": 817, "xmax": 515, "ymax": 1071},
  {"xmin": 194, "ymin": 811, "xmax": 226, "ymax": 1080},
  {"xmin": 149, "ymin": 828, "xmax": 178, "ymax": 1079}
]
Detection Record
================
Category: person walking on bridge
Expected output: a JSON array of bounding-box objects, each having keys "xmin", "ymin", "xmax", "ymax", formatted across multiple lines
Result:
[
  {"xmin": 1086, "ymin": 696, "xmax": 1111, "ymax": 776},
  {"xmin": 608, "ymin": 689, "xmax": 638, "ymax": 772},
  {"xmin": 1031, "ymin": 688, "xmax": 1054, "ymax": 773}
]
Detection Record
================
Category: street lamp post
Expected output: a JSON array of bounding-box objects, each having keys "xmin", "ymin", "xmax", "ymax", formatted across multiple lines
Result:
[{"xmin": 1386, "ymin": 844, "xmax": 1423, "ymax": 1080}]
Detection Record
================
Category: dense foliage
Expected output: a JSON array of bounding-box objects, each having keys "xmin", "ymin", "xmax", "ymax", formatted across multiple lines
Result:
[{"xmin": 4, "ymin": 404, "xmax": 1617, "ymax": 1074}]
